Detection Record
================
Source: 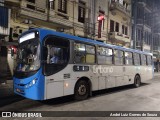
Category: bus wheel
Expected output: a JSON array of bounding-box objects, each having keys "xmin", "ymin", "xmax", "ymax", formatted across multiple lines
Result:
[
  {"xmin": 134, "ymin": 75, "xmax": 141, "ymax": 88},
  {"xmin": 74, "ymin": 80, "xmax": 89, "ymax": 100}
]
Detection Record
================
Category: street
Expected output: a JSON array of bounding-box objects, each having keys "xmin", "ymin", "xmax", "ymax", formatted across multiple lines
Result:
[
  {"xmin": 0, "ymin": 74, "xmax": 160, "ymax": 120},
  {"xmin": 1, "ymin": 0, "xmax": 160, "ymax": 119}
]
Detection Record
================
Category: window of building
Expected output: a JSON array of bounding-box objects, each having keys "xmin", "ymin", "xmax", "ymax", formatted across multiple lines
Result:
[
  {"xmin": 125, "ymin": 52, "xmax": 133, "ymax": 65},
  {"xmin": 74, "ymin": 43, "xmax": 95, "ymax": 64},
  {"xmin": 122, "ymin": 25, "xmax": 128, "ymax": 35},
  {"xmin": 144, "ymin": 31, "xmax": 147, "ymax": 44},
  {"xmin": 27, "ymin": 4, "xmax": 35, "ymax": 10},
  {"xmin": 19, "ymin": 29, "xmax": 22, "ymax": 34},
  {"xmin": 49, "ymin": 0, "xmax": 55, "ymax": 10},
  {"xmin": 137, "ymin": 7, "xmax": 144, "ymax": 19},
  {"xmin": 27, "ymin": 0, "xmax": 35, "ymax": 3},
  {"xmin": 110, "ymin": 20, "xmax": 114, "ymax": 32},
  {"xmin": 122, "ymin": 25, "xmax": 124, "ymax": 34},
  {"xmin": 26, "ymin": 0, "xmax": 46, "ymax": 13},
  {"xmin": 123, "ymin": 1, "xmax": 125, "ymax": 5},
  {"xmin": 123, "ymin": 1, "xmax": 128, "ymax": 9},
  {"xmin": 58, "ymin": 0, "xmax": 67, "ymax": 13},
  {"xmin": 125, "ymin": 27, "xmax": 128, "ymax": 35},
  {"xmin": 126, "ymin": 3, "xmax": 128, "ymax": 10},
  {"xmin": 78, "ymin": 1, "xmax": 86, "ymax": 23},
  {"xmin": 131, "ymin": 26, "xmax": 134, "ymax": 40},
  {"xmin": 134, "ymin": 53, "xmax": 140, "ymax": 65},
  {"xmin": 114, "ymin": 50, "xmax": 124, "ymax": 65},
  {"xmin": 115, "ymin": 22, "xmax": 119, "ymax": 32},
  {"xmin": 97, "ymin": 47, "xmax": 113, "ymax": 65}
]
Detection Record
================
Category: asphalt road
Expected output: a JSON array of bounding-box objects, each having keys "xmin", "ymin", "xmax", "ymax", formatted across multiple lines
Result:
[{"xmin": 1, "ymin": 76, "xmax": 160, "ymax": 120}]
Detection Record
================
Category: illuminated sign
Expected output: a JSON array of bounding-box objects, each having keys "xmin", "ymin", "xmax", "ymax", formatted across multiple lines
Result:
[
  {"xmin": 97, "ymin": 14, "xmax": 105, "ymax": 38},
  {"xmin": 19, "ymin": 32, "xmax": 35, "ymax": 43},
  {"xmin": 98, "ymin": 15, "xmax": 105, "ymax": 21}
]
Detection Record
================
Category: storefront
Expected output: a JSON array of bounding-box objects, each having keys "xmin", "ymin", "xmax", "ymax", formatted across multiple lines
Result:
[{"xmin": 0, "ymin": 5, "xmax": 11, "ymax": 83}]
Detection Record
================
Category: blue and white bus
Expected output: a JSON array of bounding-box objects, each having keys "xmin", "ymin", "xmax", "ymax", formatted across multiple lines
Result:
[{"xmin": 13, "ymin": 28, "xmax": 153, "ymax": 100}]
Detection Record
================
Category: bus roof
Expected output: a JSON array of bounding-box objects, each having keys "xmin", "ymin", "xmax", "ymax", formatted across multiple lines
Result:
[{"xmin": 21, "ymin": 28, "xmax": 152, "ymax": 56}]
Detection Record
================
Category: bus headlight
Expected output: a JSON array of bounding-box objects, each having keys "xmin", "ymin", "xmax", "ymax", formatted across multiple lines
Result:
[{"xmin": 25, "ymin": 78, "xmax": 37, "ymax": 88}]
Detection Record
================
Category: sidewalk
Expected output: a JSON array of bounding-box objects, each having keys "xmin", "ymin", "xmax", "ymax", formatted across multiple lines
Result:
[
  {"xmin": 154, "ymin": 72, "xmax": 160, "ymax": 77},
  {"xmin": 0, "ymin": 79, "xmax": 24, "ymax": 108},
  {"xmin": 0, "ymin": 79, "xmax": 14, "ymax": 98}
]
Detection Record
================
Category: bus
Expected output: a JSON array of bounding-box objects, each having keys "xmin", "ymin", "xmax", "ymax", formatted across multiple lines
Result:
[{"xmin": 13, "ymin": 28, "xmax": 153, "ymax": 100}]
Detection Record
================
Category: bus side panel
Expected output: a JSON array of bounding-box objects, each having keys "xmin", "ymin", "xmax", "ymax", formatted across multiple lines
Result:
[
  {"xmin": 45, "ymin": 80, "xmax": 64, "ymax": 99},
  {"xmin": 45, "ymin": 65, "xmax": 77, "ymax": 99},
  {"xmin": 106, "ymin": 76, "xmax": 116, "ymax": 88},
  {"xmin": 124, "ymin": 66, "xmax": 135, "ymax": 85},
  {"xmin": 146, "ymin": 66, "xmax": 153, "ymax": 81},
  {"xmin": 98, "ymin": 76, "xmax": 106, "ymax": 90},
  {"xmin": 141, "ymin": 66, "xmax": 146, "ymax": 82},
  {"xmin": 91, "ymin": 77, "xmax": 99, "ymax": 91},
  {"xmin": 140, "ymin": 66, "xmax": 153, "ymax": 82},
  {"xmin": 63, "ymin": 80, "xmax": 77, "ymax": 96},
  {"xmin": 45, "ymin": 79, "xmax": 77, "ymax": 99},
  {"xmin": 115, "ymin": 66, "xmax": 123, "ymax": 87}
]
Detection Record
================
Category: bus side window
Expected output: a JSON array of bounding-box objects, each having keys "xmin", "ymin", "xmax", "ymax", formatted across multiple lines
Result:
[
  {"xmin": 125, "ymin": 52, "xmax": 133, "ymax": 65},
  {"xmin": 97, "ymin": 47, "xmax": 113, "ymax": 65},
  {"xmin": 74, "ymin": 43, "xmax": 86, "ymax": 63},
  {"xmin": 134, "ymin": 53, "xmax": 140, "ymax": 66},
  {"xmin": 97, "ymin": 47, "xmax": 106, "ymax": 64},
  {"xmin": 50, "ymin": 47, "xmax": 61, "ymax": 64},
  {"xmin": 74, "ymin": 43, "xmax": 96, "ymax": 64},
  {"xmin": 105, "ymin": 47, "xmax": 113, "ymax": 64},
  {"xmin": 43, "ymin": 36, "xmax": 70, "ymax": 76},
  {"xmin": 86, "ymin": 45, "xmax": 96, "ymax": 64},
  {"xmin": 141, "ymin": 54, "xmax": 147, "ymax": 66},
  {"xmin": 114, "ymin": 50, "xmax": 124, "ymax": 65},
  {"xmin": 147, "ymin": 55, "xmax": 152, "ymax": 66}
]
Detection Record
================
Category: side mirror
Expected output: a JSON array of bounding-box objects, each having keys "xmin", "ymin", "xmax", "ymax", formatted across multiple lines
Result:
[{"xmin": 11, "ymin": 48, "xmax": 14, "ymax": 57}]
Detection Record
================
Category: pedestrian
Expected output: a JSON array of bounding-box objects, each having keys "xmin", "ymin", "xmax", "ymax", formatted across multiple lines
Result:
[{"xmin": 157, "ymin": 60, "xmax": 159, "ymax": 72}]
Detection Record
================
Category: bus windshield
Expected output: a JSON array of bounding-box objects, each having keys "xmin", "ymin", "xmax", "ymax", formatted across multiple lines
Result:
[{"xmin": 15, "ymin": 38, "xmax": 40, "ymax": 72}]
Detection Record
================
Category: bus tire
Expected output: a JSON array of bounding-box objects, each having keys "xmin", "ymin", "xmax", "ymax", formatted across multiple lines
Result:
[
  {"xmin": 133, "ymin": 75, "xmax": 141, "ymax": 88},
  {"xmin": 74, "ymin": 80, "xmax": 89, "ymax": 100}
]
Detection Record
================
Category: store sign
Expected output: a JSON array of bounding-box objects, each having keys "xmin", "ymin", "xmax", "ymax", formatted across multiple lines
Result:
[
  {"xmin": 98, "ymin": 15, "xmax": 105, "ymax": 21},
  {"xmin": 97, "ymin": 15, "xmax": 105, "ymax": 38}
]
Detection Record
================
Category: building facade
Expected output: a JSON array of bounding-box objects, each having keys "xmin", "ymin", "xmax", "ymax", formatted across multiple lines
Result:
[
  {"xmin": 0, "ymin": 0, "xmax": 10, "ymax": 40},
  {"xmin": 92, "ymin": 0, "xmax": 109, "ymax": 42},
  {"xmin": 0, "ymin": 0, "xmax": 11, "ymax": 82},
  {"xmin": 152, "ymin": 0, "xmax": 160, "ymax": 53},
  {"xmin": 4, "ymin": 0, "xmax": 109, "ymax": 42},
  {"xmin": 132, "ymin": 0, "xmax": 153, "ymax": 52},
  {"xmin": 108, "ymin": 0, "xmax": 132, "ymax": 47}
]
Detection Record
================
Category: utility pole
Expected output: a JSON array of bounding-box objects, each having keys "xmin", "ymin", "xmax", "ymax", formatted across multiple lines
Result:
[
  {"xmin": 141, "ymin": 4, "xmax": 145, "ymax": 51},
  {"xmin": 151, "ymin": 1, "xmax": 154, "ymax": 53},
  {"xmin": 133, "ymin": 0, "xmax": 137, "ymax": 49}
]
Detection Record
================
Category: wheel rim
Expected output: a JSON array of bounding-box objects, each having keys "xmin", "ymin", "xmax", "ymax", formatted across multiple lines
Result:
[{"xmin": 78, "ymin": 85, "xmax": 87, "ymax": 96}]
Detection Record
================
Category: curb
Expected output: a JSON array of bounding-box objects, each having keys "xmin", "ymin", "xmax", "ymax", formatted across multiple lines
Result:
[
  {"xmin": 6, "ymin": 80, "xmax": 13, "ymax": 84},
  {"xmin": 0, "ymin": 80, "xmax": 13, "ymax": 84}
]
